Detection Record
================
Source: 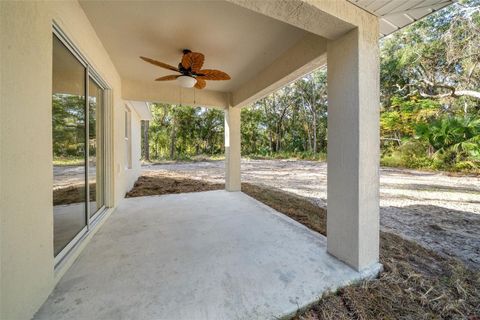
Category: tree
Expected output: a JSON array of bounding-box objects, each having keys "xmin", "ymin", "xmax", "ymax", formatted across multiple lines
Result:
[
  {"xmin": 52, "ymin": 94, "xmax": 86, "ymax": 159},
  {"xmin": 293, "ymin": 70, "xmax": 328, "ymax": 154},
  {"xmin": 255, "ymin": 90, "xmax": 292, "ymax": 153},
  {"xmin": 381, "ymin": 1, "xmax": 480, "ymax": 107}
]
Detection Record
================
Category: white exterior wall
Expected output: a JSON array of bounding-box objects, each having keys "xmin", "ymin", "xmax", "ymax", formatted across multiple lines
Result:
[
  {"xmin": 125, "ymin": 109, "xmax": 143, "ymax": 192},
  {"xmin": 0, "ymin": 2, "xmax": 141, "ymax": 319}
]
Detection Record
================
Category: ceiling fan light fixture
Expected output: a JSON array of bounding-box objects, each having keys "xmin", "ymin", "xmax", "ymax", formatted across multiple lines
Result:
[{"xmin": 176, "ymin": 75, "xmax": 197, "ymax": 88}]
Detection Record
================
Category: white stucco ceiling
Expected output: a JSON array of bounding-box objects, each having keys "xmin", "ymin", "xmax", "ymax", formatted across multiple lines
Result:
[
  {"xmin": 347, "ymin": 0, "xmax": 454, "ymax": 36},
  {"xmin": 79, "ymin": 1, "xmax": 309, "ymax": 93}
]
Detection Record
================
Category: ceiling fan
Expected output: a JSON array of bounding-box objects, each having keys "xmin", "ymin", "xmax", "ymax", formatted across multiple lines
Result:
[{"xmin": 140, "ymin": 49, "xmax": 230, "ymax": 89}]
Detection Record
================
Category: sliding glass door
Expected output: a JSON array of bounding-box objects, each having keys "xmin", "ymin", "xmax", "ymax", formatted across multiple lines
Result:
[
  {"xmin": 52, "ymin": 35, "xmax": 87, "ymax": 256},
  {"xmin": 52, "ymin": 33, "xmax": 106, "ymax": 259}
]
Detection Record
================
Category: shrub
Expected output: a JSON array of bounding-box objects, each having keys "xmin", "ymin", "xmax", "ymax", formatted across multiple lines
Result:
[
  {"xmin": 380, "ymin": 154, "xmax": 403, "ymax": 168},
  {"xmin": 453, "ymin": 161, "xmax": 478, "ymax": 171},
  {"xmin": 398, "ymin": 141, "xmax": 428, "ymax": 158}
]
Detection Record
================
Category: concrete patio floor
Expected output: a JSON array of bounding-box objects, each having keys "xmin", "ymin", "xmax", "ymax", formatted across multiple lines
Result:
[{"xmin": 35, "ymin": 190, "xmax": 381, "ymax": 320}]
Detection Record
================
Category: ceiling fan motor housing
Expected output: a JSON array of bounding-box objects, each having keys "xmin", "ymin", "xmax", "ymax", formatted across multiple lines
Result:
[
  {"xmin": 179, "ymin": 49, "xmax": 195, "ymax": 76},
  {"xmin": 178, "ymin": 63, "xmax": 195, "ymax": 77}
]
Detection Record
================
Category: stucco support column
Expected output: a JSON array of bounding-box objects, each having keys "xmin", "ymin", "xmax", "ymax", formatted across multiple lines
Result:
[
  {"xmin": 224, "ymin": 106, "xmax": 241, "ymax": 191},
  {"xmin": 326, "ymin": 26, "xmax": 380, "ymax": 271}
]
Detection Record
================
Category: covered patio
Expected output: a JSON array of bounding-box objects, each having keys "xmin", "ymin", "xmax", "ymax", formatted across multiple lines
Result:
[
  {"xmin": 77, "ymin": 0, "xmax": 383, "ymax": 272},
  {"xmin": 34, "ymin": 191, "xmax": 379, "ymax": 320},
  {"xmin": 0, "ymin": 1, "xmax": 453, "ymax": 319}
]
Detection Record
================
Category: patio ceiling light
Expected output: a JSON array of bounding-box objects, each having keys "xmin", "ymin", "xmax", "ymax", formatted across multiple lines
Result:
[{"xmin": 176, "ymin": 75, "xmax": 197, "ymax": 88}]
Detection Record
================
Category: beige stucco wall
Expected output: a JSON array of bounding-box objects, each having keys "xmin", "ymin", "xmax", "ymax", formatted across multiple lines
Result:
[
  {"xmin": 0, "ymin": 1, "xmax": 141, "ymax": 319},
  {"xmin": 0, "ymin": 3, "xmax": 54, "ymax": 319},
  {"xmin": 125, "ymin": 108, "xmax": 143, "ymax": 191},
  {"xmin": 224, "ymin": 105, "xmax": 241, "ymax": 191}
]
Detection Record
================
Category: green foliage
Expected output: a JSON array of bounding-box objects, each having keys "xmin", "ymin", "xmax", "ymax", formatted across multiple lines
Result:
[
  {"xmin": 381, "ymin": 96, "xmax": 441, "ymax": 139},
  {"xmin": 245, "ymin": 151, "xmax": 326, "ymax": 161},
  {"xmin": 147, "ymin": 104, "xmax": 224, "ymax": 160},
  {"xmin": 146, "ymin": 69, "xmax": 330, "ymax": 162},
  {"xmin": 378, "ymin": 1, "xmax": 480, "ymax": 173},
  {"xmin": 240, "ymin": 106, "xmax": 267, "ymax": 155},
  {"xmin": 240, "ymin": 70, "xmax": 328, "ymax": 156},
  {"xmin": 380, "ymin": 114, "xmax": 480, "ymax": 172},
  {"xmin": 416, "ymin": 116, "xmax": 480, "ymax": 168}
]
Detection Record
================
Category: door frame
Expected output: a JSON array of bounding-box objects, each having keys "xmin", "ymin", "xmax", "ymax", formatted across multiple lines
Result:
[{"xmin": 52, "ymin": 22, "xmax": 113, "ymax": 268}]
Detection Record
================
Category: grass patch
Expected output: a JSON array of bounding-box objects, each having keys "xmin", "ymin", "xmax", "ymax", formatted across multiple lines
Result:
[
  {"xmin": 380, "ymin": 152, "xmax": 480, "ymax": 175},
  {"xmin": 146, "ymin": 152, "xmax": 328, "ymax": 163},
  {"xmin": 53, "ymin": 157, "xmax": 84, "ymax": 166},
  {"xmin": 144, "ymin": 154, "xmax": 225, "ymax": 165},
  {"xmin": 245, "ymin": 151, "xmax": 327, "ymax": 161},
  {"xmin": 126, "ymin": 174, "xmax": 480, "ymax": 319}
]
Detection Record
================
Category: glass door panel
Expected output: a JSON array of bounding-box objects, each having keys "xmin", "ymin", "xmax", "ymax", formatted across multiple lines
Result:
[
  {"xmin": 52, "ymin": 35, "xmax": 87, "ymax": 256},
  {"xmin": 88, "ymin": 78, "xmax": 105, "ymax": 218}
]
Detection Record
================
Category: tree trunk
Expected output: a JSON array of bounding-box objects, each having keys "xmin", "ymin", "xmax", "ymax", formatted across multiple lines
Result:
[
  {"xmin": 312, "ymin": 111, "xmax": 317, "ymax": 154},
  {"xmin": 302, "ymin": 98, "xmax": 312, "ymax": 152},
  {"xmin": 142, "ymin": 120, "xmax": 150, "ymax": 161},
  {"xmin": 306, "ymin": 124, "xmax": 312, "ymax": 152},
  {"xmin": 170, "ymin": 119, "xmax": 176, "ymax": 159},
  {"xmin": 269, "ymin": 132, "xmax": 275, "ymax": 152},
  {"xmin": 275, "ymin": 125, "xmax": 281, "ymax": 152}
]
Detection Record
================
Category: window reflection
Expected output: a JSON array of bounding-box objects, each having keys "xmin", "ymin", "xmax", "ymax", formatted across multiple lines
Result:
[
  {"xmin": 52, "ymin": 34, "xmax": 107, "ymax": 257},
  {"xmin": 52, "ymin": 35, "xmax": 87, "ymax": 256}
]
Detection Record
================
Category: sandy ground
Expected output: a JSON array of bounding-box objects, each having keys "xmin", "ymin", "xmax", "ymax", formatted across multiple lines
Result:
[{"xmin": 142, "ymin": 159, "xmax": 480, "ymax": 270}]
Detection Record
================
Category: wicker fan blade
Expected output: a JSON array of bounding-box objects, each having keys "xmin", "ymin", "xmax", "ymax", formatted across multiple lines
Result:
[
  {"xmin": 194, "ymin": 78, "xmax": 207, "ymax": 89},
  {"xmin": 197, "ymin": 69, "xmax": 230, "ymax": 80},
  {"xmin": 140, "ymin": 56, "xmax": 179, "ymax": 72},
  {"xmin": 181, "ymin": 52, "xmax": 205, "ymax": 72},
  {"xmin": 155, "ymin": 75, "xmax": 180, "ymax": 81}
]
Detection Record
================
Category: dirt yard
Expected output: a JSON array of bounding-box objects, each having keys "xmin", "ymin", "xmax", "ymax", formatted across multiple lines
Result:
[{"xmin": 142, "ymin": 159, "xmax": 480, "ymax": 270}]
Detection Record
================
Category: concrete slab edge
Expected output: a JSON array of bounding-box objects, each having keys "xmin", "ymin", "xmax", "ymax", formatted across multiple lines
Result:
[{"xmin": 276, "ymin": 262, "xmax": 384, "ymax": 320}]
